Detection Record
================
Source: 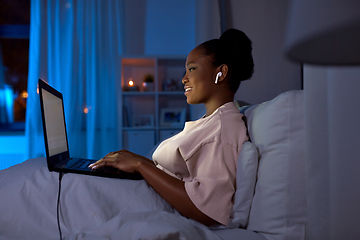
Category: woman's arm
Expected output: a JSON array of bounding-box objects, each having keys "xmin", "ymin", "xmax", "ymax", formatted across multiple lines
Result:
[{"xmin": 89, "ymin": 150, "xmax": 218, "ymax": 226}]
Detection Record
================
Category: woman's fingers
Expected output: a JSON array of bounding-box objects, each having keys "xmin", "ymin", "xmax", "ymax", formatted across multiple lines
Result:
[
  {"xmin": 88, "ymin": 150, "xmax": 147, "ymax": 173},
  {"xmin": 89, "ymin": 153, "xmax": 118, "ymax": 169}
]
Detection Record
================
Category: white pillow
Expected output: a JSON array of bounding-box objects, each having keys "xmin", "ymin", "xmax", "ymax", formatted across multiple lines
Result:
[
  {"xmin": 244, "ymin": 90, "xmax": 306, "ymax": 240},
  {"xmin": 227, "ymin": 141, "xmax": 258, "ymax": 229}
]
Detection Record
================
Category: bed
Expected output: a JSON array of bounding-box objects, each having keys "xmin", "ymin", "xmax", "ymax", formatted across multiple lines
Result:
[{"xmin": 0, "ymin": 90, "xmax": 306, "ymax": 240}]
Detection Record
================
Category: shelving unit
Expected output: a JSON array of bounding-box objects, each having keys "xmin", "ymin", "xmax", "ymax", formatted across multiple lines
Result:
[{"xmin": 118, "ymin": 56, "xmax": 189, "ymax": 157}]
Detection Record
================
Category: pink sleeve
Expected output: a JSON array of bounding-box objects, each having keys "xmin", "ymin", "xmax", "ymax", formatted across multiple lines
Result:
[{"xmin": 184, "ymin": 142, "xmax": 239, "ymax": 225}]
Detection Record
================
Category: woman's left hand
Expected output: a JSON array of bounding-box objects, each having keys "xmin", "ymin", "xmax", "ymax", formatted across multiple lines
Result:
[{"xmin": 89, "ymin": 150, "xmax": 150, "ymax": 173}]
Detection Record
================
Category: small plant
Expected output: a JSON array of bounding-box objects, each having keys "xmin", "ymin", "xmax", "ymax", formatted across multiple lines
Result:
[{"xmin": 144, "ymin": 74, "xmax": 154, "ymax": 83}]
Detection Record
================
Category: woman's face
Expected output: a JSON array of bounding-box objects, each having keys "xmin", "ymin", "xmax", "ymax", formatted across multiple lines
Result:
[{"xmin": 182, "ymin": 46, "xmax": 217, "ymax": 105}]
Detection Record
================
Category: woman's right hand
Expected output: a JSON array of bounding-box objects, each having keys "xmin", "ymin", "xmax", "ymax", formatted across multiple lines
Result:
[{"xmin": 89, "ymin": 150, "xmax": 152, "ymax": 174}]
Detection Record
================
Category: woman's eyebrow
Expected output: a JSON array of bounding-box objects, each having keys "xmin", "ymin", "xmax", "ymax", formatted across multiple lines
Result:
[{"xmin": 186, "ymin": 61, "xmax": 195, "ymax": 68}]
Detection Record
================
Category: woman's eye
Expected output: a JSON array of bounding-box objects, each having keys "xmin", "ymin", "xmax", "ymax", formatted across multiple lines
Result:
[{"xmin": 189, "ymin": 67, "xmax": 195, "ymax": 72}]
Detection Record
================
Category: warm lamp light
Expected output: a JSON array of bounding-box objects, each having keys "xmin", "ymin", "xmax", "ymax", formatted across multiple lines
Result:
[
  {"xmin": 21, "ymin": 91, "xmax": 28, "ymax": 98},
  {"xmin": 285, "ymin": 0, "xmax": 360, "ymax": 65},
  {"xmin": 123, "ymin": 78, "xmax": 138, "ymax": 91}
]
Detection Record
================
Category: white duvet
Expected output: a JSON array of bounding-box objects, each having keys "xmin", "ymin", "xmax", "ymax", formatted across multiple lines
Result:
[{"xmin": 0, "ymin": 158, "xmax": 221, "ymax": 240}]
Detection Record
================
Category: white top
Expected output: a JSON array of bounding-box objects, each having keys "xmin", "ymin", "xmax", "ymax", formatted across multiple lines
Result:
[{"xmin": 152, "ymin": 102, "xmax": 248, "ymax": 225}]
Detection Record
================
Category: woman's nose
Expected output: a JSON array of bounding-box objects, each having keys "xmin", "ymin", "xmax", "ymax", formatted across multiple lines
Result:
[{"xmin": 182, "ymin": 74, "xmax": 188, "ymax": 84}]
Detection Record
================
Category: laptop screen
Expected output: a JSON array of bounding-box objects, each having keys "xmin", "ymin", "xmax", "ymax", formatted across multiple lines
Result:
[{"xmin": 42, "ymin": 88, "xmax": 68, "ymax": 156}]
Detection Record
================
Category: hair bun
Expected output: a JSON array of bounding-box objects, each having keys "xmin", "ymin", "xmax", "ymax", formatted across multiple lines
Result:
[
  {"xmin": 220, "ymin": 28, "xmax": 252, "ymax": 54},
  {"xmin": 219, "ymin": 28, "xmax": 254, "ymax": 81}
]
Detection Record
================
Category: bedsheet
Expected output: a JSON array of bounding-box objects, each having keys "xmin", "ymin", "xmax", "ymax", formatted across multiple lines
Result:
[{"xmin": 0, "ymin": 158, "xmax": 221, "ymax": 240}]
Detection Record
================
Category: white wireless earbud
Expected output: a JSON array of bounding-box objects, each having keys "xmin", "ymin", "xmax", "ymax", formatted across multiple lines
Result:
[{"xmin": 215, "ymin": 72, "xmax": 222, "ymax": 84}]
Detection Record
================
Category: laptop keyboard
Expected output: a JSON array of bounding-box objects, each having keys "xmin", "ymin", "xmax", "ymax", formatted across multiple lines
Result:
[
  {"xmin": 68, "ymin": 159, "xmax": 94, "ymax": 170},
  {"xmin": 67, "ymin": 158, "xmax": 123, "ymax": 175}
]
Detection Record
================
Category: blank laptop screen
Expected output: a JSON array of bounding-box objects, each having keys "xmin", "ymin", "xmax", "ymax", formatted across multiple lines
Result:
[{"xmin": 42, "ymin": 88, "xmax": 68, "ymax": 156}]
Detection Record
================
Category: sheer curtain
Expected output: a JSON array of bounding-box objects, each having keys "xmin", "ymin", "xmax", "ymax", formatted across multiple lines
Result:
[
  {"xmin": 26, "ymin": 0, "xmax": 123, "ymax": 159},
  {"xmin": 0, "ymin": 43, "xmax": 13, "ymax": 124}
]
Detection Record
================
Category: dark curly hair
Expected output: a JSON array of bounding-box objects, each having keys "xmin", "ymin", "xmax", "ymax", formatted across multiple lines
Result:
[{"xmin": 198, "ymin": 28, "xmax": 254, "ymax": 93}]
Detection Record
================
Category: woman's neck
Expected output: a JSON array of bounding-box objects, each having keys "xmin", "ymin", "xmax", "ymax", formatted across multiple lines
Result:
[{"xmin": 204, "ymin": 98, "xmax": 234, "ymax": 117}]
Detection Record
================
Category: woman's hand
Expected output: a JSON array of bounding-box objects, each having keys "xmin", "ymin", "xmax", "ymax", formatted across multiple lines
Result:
[{"xmin": 89, "ymin": 150, "xmax": 153, "ymax": 173}]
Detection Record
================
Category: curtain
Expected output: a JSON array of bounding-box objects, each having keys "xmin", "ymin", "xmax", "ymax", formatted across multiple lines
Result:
[
  {"xmin": 26, "ymin": 0, "xmax": 123, "ymax": 159},
  {"xmin": 195, "ymin": 0, "xmax": 221, "ymax": 46},
  {"xmin": 0, "ymin": 43, "xmax": 13, "ymax": 124}
]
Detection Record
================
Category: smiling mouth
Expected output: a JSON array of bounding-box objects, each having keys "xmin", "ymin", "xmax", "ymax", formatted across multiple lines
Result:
[
  {"xmin": 184, "ymin": 88, "xmax": 193, "ymax": 96},
  {"xmin": 184, "ymin": 85, "xmax": 193, "ymax": 92}
]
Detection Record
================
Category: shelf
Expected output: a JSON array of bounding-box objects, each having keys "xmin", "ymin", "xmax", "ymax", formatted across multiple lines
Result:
[
  {"xmin": 158, "ymin": 126, "xmax": 183, "ymax": 130},
  {"xmin": 123, "ymin": 126, "xmax": 184, "ymax": 131},
  {"xmin": 158, "ymin": 91, "xmax": 184, "ymax": 95},
  {"xmin": 122, "ymin": 91, "xmax": 184, "ymax": 95},
  {"xmin": 119, "ymin": 56, "xmax": 188, "ymax": 156},
  {"xmin": 122, "ymin": 58, "xmax": 156, "ymax": 66}
]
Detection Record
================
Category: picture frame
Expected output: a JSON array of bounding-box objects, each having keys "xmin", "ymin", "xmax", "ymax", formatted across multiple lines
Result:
[
  {"xmin": 160, "ymin": 108, "xmax": 186, "ymax": 127},
  {"xmin": 132, "ymin": 114, "xmax": 154, "ymax": 128}
]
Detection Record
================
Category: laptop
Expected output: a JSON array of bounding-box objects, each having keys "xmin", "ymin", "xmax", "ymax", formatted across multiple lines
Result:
[{"xmin": 38, "ymin": 79, "xmax": 142, "ymax": 180}]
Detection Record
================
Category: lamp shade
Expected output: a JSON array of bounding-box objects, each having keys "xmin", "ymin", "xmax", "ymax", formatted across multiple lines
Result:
[{"xmin": 285, "ymin": 0, "xmax": 360, "ymax": 65}]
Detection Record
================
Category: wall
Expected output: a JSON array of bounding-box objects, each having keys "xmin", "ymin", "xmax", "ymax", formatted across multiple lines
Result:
[
  {"xmin": 144, "ymin": 0, "xmax": 195, "ymax": 55},
  {"xmin": 229, "ymin": 0, "xmax": 302, "ymax": 104},
  {"xmin": 122, "ymin": 0, "xmax": 196, "ymax": 56},
  {"xmin": 304, "ymin": 65, "xmax": 360, "ymax": 239}
]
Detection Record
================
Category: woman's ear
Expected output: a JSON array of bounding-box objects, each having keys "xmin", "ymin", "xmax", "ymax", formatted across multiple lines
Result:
[{"xmin": 217, "ymin": 64, "xmax": 228, "ymax": 83}]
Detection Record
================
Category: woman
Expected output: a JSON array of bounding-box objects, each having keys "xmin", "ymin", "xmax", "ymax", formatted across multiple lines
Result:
[{"xmin": 90, "ymin": 28, "xmax": 254, "ymax": 227}]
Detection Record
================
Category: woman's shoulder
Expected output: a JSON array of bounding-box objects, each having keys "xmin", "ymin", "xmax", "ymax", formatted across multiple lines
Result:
[
  {"xmin": 217, "ymin": 102, "xmax": 248, "ymax": 149},
  {"xmin": 217, "ymin": 102, "xmax": 245, "ymax": 126}
]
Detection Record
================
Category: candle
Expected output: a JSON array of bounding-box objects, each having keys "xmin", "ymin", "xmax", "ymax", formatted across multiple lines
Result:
[{"xmin": 123, "ymin": 78, "xmax": 138, "ymax": 91}]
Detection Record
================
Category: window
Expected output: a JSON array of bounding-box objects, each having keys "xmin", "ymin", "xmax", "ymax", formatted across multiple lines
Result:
[{"xmin": 0, "ymin": 0, "xmax": 30, "ymax": 132}]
